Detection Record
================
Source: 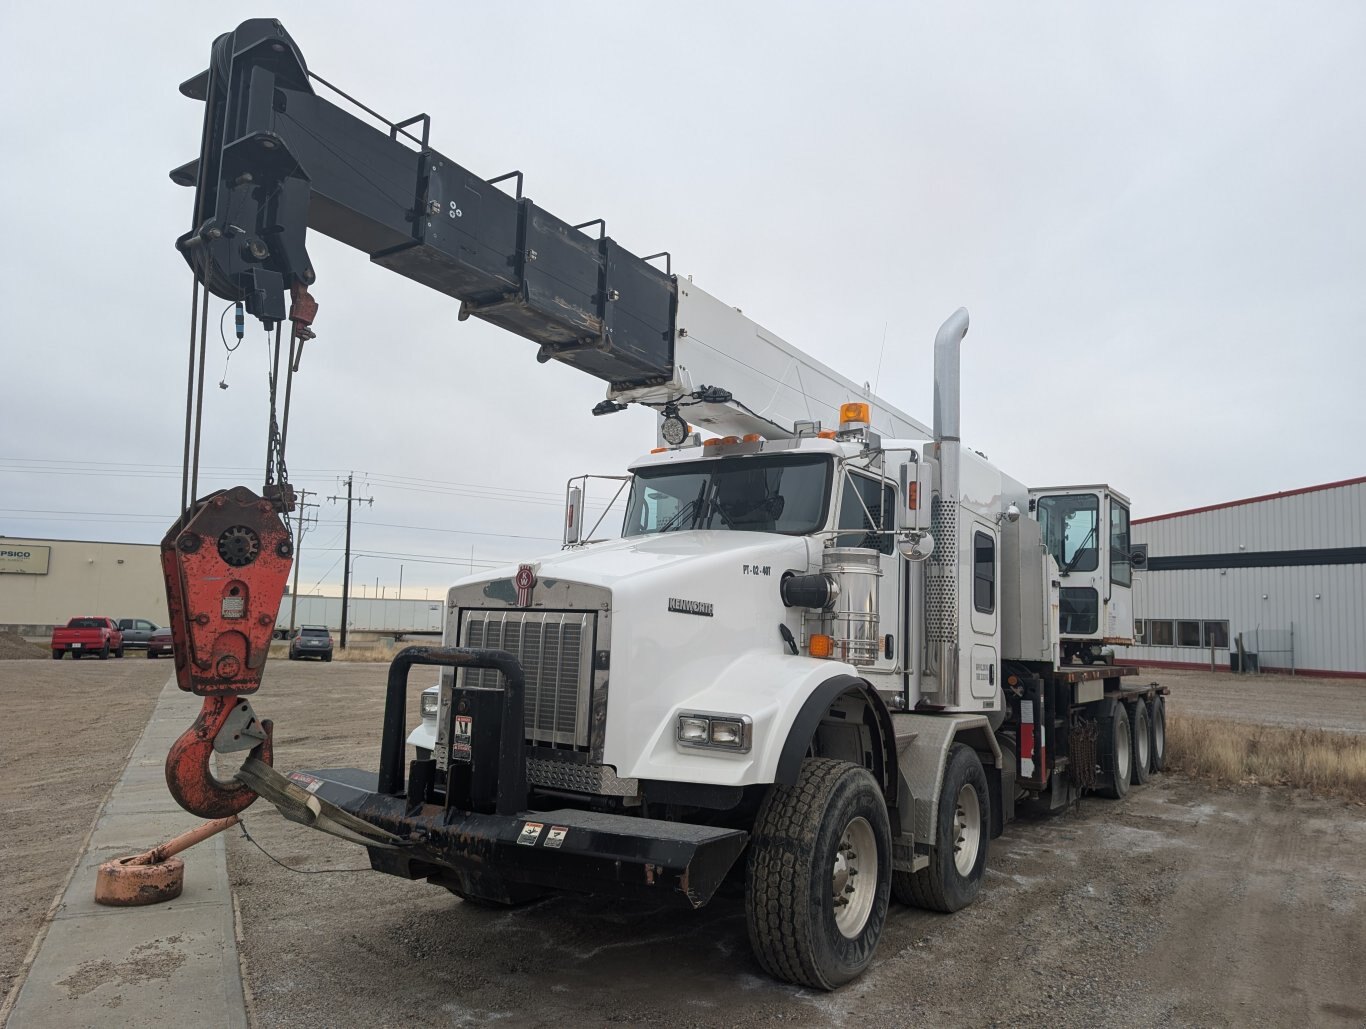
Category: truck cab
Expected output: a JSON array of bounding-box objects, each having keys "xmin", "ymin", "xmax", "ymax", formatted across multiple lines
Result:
[{"xmin": 1029, "ymin": 485, "xmax": 1136, "ymax": 664}]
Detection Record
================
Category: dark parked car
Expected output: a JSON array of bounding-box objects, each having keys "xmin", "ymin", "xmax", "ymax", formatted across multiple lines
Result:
[
  {"xmin": 289, "ymin": 625, "xmax": 334, "ymax": 661},
  {"xmin": 118, "ymin": 618, "xmax": 162, "ymax": 650},
  {"xmin": 146, "ymin": 626, "xmax": 175, "ymax": 659}
]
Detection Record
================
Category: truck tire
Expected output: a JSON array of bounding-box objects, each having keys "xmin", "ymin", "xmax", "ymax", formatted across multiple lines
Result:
[
  {"xmin": 52, "ymin": 650, "xmax": 61, "ymax": 660},
  {"xmin": 1129, "ymin": 701, "xmax": 1151, "ymax": 785},
  {"xmin": 892, "ymin": 743, "xmax": 990, "ymax": 913},
  {"xmin": 1098, "ymin": 704, "xmax": 1132, "ymax": 799},
  {"xmin": 745, "ymin": 757, "xmax": 892, "ymax": 990},
  {"xmin": 114, "ymin": 646, "xmax": 125, "ymax": 659},
  {"xmin": 99, "ymin": 644, "xmax": 110, "ymax": 660},
  {"xmin": 1149, "ymin": 696, "xmax": 1167, "ymax": 772}
]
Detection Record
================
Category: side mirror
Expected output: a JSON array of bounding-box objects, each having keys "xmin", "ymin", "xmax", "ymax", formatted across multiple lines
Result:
[
  {"xmin": 896, "ymin": 531, "xmax": 935, "ymax": 561},
  {"xmin": 1129, "ymin": 543, "xmax": 1148, "ymax": 570},
  {"xmin": 896, "ymin": 458, "xmax": 934, "ymax": 532},
  {"xmin": 564, "ymin": 485, "xmax": 583, "ymax": 546}
]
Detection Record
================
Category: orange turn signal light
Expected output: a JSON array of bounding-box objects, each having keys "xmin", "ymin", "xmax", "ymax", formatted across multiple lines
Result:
[
  {"xmin": 808, "ymin": 634, "xmax": 834, "ymax": 658},
  {"xmin": 742, "ymin": 433, "xmax": 761, "ymax": 443},
  {"xmin": 720, "ymin": 435, "xmax": 740, "ymax": 445},
  {"xmin": 650, "ymin": 447, "xmax": 667, "ymax": 454},
  {"xmin": 817, "ymin": 430, "xmax": 838, "ymax": 440},
  {"xmin": 702, "ymin": 437, "xmax": 723, "ymax": 447}
]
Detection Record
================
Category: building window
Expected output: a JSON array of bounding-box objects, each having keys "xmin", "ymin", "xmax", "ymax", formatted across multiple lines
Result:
[
  {"xmin": 1177, "ymin": 620, "xmax": 1201, "ymax": 647},
  {"xmin": 1203, "ymin": 621, "xmax": 1230, "ymax": 649},
  {"xmin": 973, "ymin": 531, "xmax": 995, "ymax": 613},
  {"xmin": 1110, "ymin": 501, "xmax": 1131, "ymax": 588},
  {"xmin": 1148, "ymin": 620, "xmax": 1175, "ymax": 646},
  {"xmin": 1134, "ymin": 618, "xmax": 1146, "ymax": 643}
]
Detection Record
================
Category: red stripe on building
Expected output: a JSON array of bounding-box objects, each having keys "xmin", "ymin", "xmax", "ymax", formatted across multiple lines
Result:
[{"xmin": 1134, "ymin": 476, "xmax": 1366, "ymax": 526}]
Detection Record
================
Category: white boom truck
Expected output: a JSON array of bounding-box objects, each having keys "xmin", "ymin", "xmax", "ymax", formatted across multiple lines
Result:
[{"xmin": 164, "ymin": 20, "xmax": 1169, "ymax": 991}]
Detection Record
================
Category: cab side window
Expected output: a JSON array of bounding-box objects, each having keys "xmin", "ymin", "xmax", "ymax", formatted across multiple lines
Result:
[{"xmin": 836, "ymin": 473, "xmax": 895, "ymax": 555}]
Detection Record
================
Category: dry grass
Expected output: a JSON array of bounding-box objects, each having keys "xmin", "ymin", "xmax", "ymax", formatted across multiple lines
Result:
[{"xmin": 1167, "ymin": 711, "xmax": 1366, "ymax": 803}]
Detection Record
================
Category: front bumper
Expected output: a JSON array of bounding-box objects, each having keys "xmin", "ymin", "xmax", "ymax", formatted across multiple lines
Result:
[{"xmin": 283, "ymin": 766, "xmax": 747, "ymax": 907}]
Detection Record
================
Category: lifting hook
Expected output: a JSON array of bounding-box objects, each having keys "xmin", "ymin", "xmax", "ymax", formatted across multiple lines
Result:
[{"xmin": 165, "ymin": 694, "xmax": 274, "ymax": 819}]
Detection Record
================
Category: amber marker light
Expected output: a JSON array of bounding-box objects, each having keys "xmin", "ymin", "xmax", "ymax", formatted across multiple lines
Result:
[
  {"xmin": 808, "ymin": 634, "xmax": 834, "ymax": 658},
  {"xmin": 839, "ymin": 402, "xmax": 870, "ymax": 424}
]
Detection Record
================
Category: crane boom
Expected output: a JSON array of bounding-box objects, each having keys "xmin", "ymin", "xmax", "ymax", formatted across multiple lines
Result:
[{"xmin": 172, "ymin": 18, "xmax": 926, "ymax": 440}]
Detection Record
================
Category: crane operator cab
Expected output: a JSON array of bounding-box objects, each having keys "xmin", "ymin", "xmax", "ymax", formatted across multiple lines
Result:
[{"xmin": 1029, "ymin": 485, "xmax": 1140, "ymax": 665}]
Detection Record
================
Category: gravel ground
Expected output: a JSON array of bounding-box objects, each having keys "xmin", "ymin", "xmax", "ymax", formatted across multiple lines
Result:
[
  {"xmin": 0, "ymin": 658, "xmax": 169, "ymax": 1006},
  {"xmin": 223, "ymin": 664, "xmax": 1366, "ymax": 1028},
  {"xmin": 4, "ymin": 658, "xmax": 1363, "ymax": 1026}
]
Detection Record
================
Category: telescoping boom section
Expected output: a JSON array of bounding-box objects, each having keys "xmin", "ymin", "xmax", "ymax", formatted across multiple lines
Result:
[{"xmin": 172, "ymin": 18, "xmax": 926, "ymax": 442}]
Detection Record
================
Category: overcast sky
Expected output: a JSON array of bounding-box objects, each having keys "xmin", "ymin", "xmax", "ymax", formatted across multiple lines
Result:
[{"xmin": 2, "ymin": 2, "xmax": 1362, "ymax": 597}]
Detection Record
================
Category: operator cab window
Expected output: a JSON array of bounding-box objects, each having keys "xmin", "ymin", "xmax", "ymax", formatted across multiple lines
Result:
[
  {"xmin": 1036, "ymin": 493, "xmax": 1100, "ymax": 573},
  {"xmin": 1110, "ymin": 500, "xmax": 1131, "ymax": 587},
  {"xmin": 835, "ymin": 473, "xmax": 895, "ymax": 554}
]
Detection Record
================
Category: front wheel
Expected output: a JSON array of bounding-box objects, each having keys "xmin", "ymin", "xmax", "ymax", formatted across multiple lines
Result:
[
  {"xmin": 114, "ymin": 646, "xmax": 125, "ymax": 659},
  {"xmin": 746, "ymin": 758, "xmax": 892, "ymax": 990},
  {"xmin": 893, "ymin": 742, "xmax": 990, "ymax": 912}
]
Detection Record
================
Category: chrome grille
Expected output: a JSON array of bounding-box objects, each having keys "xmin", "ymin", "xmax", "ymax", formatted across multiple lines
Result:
[{"xmin": 461, "ymin": 610, "xmax": 594, "ymax": 748}]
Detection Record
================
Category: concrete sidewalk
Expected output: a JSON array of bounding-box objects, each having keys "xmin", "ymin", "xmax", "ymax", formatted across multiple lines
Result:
[{"xmin": 6, "ymin": 678, "xmax": 247, "ymax": 1028}]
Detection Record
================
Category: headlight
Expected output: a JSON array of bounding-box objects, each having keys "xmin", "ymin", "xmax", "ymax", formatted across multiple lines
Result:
[
  {"xmin": 676, "ymin": 716, "xmax": 710, "ymax": 744},
  {"xmin": 676, "ymin": 713, "xmax": 751, "ymax": 753},
  {"xmin": 420, "ymin": 690, "xmax": 440, "ymax": 718}
]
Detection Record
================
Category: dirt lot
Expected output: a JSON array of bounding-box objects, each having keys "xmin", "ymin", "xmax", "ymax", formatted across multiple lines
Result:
[
  {"xmin": 0, "ymin": 657, "xmax": 170, "ymax": 1005},
  {"xmin": 1154, "ymin": 667, "xmax": 1365, "ymax": 735},
  {"xmin": 4, "ymin": 660, "xmax": 1364, "ymax": 1026}
]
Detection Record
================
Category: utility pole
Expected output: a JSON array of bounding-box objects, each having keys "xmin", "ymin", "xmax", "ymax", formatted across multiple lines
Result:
[
  {"xmin": 329, "ymin": 474, "xmax": 374, "ymax": 650},
  {"xmin": 287, "ymin": 488, "xmax": 319, "ymax": 635}
]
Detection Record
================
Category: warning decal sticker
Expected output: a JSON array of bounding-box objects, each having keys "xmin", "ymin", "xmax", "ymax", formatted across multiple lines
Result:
[
  {"xmin": 451, "ymin": 714, "xmax": 473, "ymax": 762},
  {"xmin": 545, "ymin": 826, "xmax": 569, "ymax": 849},
  {"xmin": 517, "ymin": 822, "xmax": 544, "ymax": 846}
]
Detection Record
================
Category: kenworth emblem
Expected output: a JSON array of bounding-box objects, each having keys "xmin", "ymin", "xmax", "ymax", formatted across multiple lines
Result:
[
  {"xmin": 668, "ymin": 597, "xmax": 714, "ymax": 617},
  {"xmin": 514, "ymin": 564, "xmax": 536, "ymax": 607}
]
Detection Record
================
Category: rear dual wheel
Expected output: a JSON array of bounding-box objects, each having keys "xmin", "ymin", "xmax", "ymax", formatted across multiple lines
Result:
[
  {"xmin": 1099, "ymin": 704, "xmax": 1132, "ymax": 799},
  {"xmin": 1130, "ymin": 701, "xmax": 1152, "ymax": 785},
  {"xmin": 892, "ymin": 743, "xmax": 989, "ymax": 913}
]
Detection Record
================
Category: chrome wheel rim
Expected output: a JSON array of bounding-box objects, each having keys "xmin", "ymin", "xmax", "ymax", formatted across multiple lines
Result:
[
  {"xmin": 952, "ymin": 784, "xmax": 982, "ymax": 877},
  {"xmin": 832, "ymin": 816, "xmax": 877, "ymax": 938},
  {"xmin": 1116, "ymin": 720, "xmax": 1131, "ymax": 781},
  {"xmin": 1136, "ymin": 714, "xmax": 1151, "ymax": 769},
  {"xmin": 1154, "ymin": 708, "xmax": 1165, "ymax": 759}
]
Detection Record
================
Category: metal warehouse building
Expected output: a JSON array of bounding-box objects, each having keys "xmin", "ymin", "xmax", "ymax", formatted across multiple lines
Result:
[
  {"xmin": 0, "ymin": 537, "xmax": 167, "ymax": 632},
  {"xmin": 1116, "ymin": 477, "xmax": 1366, "ymax": 677}
]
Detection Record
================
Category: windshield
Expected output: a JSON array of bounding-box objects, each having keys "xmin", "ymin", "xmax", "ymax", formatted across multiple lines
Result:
[
  {"xmin": 623, "ymin": 454, "xmax": 832, "ymax": 537},
  {"xmin": 1036, "ymin": 494, "xmax": 1100, "ymax": 573}
]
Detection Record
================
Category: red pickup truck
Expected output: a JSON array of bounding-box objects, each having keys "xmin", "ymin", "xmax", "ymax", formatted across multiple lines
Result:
[{"xmin": 51, "ymin": 617, "xmax": 125, "ymax": 660}]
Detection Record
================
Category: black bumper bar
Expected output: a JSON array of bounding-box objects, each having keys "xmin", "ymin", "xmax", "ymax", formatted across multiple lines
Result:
[{"xmin": 287, "ymin": 767, "xmax": 748, "ymax": 908}]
